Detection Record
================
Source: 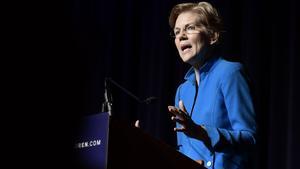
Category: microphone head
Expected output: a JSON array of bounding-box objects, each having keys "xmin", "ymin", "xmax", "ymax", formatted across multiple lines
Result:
[{"xmin": 143, "ymin": 97, "xmax": 158, "ymax": 104}]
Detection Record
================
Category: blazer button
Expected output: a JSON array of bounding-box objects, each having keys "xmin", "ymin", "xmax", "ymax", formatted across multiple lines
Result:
[{"xmin": 206, "ymin": 161, "xmax": 212, "ymax": 167}]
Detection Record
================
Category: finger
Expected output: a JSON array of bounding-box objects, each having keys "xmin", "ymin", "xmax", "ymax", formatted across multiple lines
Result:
[
  {"xmin": 168, "ymin": 106, "xmax": 183, "ymax": 115},
  {"xmin": 168, "ymin": 106, "xmax": 178, "ymax": 112},
  {"xmin": 134, "ymin": 120, "xmax": 140, "ymax": 128},
  {"xmin": 179, "ymin": 100, "xmax": 187, "ymax": 113},
  {"xmin": 168, "ymin": 106, "xmax": 184, "ymax": 119},
  {"xmin": 169, "ymin": 105, "xmax": 189, "ymax": 120},
  {"xmin": 174, "ymin": 126, "xmax": 185, "ymax": 132},
  {"xmin": 169, "ymin": 111, "xmax": 185, "ymax": 121},
  {"xmin": 195, "ymin": 160, "xmax": 204, "ymax": 165},
  {"xmin": 171, "ymin": 116, "xmax": 186, "ymax": 125},
  {"xmin": 171, "ymin": 116, "xmax": 185, "ymax": 124}
]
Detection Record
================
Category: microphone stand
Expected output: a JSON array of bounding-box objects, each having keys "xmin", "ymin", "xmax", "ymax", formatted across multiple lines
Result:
[{"xmin": 101, "ymin": 77, "xmax": 157, "ymax": 116}]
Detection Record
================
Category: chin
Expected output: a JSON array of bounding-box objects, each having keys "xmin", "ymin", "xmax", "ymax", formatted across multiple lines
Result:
[{"xmin": 181, "ymin": 54, "xmax": 194, "ymax": 63}]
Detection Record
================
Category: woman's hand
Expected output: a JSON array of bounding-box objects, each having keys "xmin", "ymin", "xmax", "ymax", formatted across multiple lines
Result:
[
  {"xmin": 168, "ymin": 100, "xmax": 210, "ymax": 143},
  {"xmin": 168, "ymin": 100, "xmax": 196, "ymax": 136},
  {"xmin": 134, "ymin": 120, "xmax": 140, "ymax": 128}
]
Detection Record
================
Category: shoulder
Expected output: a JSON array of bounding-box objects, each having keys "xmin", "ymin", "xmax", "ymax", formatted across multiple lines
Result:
[
  {"xmin": 214, "ymin": 58, "xmax": 253, "ymax": 90},
  {"xmin": 214, "ymin": 58, "xmax": 244, "ymax": 76},
  {"xmin": 208, "ymin": 57, "xmax": 245, "ymax": 80},
  {"xmin": 211, "ymin": 58, "xmax": 248, "ymax": 85}
]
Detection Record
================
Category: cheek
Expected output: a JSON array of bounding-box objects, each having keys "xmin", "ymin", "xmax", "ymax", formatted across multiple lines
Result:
[
  {"xmin": 195, "ymin": 41, "xmax": 205, "ymax": 53},
  {"xmin": 198, "ymin": 31, "xmax": 210, "ymax": 45},
  {"xmin": 194, "ymin": 35, "xmax": 206, "ymax": 49},
  {"xmin": 175, "ymin": 39, "xmax": 180, "ymax": 50}
]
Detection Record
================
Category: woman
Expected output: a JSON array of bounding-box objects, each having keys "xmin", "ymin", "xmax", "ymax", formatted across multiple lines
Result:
[{"xmin": 167, "ymin": 2, "xmax": 257, "ymax": 169}]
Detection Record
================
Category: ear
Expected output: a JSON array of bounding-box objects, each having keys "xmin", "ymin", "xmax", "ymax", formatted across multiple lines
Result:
[{"xmin": 210, "ymin": 32, "xmax": 219, "ymax": 45}]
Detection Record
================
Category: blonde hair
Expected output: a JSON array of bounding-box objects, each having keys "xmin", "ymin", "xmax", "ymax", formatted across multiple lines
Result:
[{"xmin": 169, "ymin": 2, "xmax": 223, "ymax": 43}]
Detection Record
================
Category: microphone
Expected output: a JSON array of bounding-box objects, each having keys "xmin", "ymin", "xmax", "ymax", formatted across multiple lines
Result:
[
  {"xmin": 101, "ymin": 77, "xmax": 157, "ymax": 116},
  {"xmin": 102, "ymin": 78, "xmax": 113, "ymax": 116},
  {"xmin": 143, "ymin": 96, "xmax": 158, "ymax": 104}
]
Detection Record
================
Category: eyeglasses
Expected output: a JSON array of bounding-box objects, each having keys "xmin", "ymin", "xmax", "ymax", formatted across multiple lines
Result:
[{"xmin": 170, "ymin": 24, "xmax": 202, "ymax": 38}]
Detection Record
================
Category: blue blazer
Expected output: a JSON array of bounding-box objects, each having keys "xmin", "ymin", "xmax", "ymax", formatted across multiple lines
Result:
[{"xmin": 175, "ymin": 56, "xmax": 256, "ymax": 169}]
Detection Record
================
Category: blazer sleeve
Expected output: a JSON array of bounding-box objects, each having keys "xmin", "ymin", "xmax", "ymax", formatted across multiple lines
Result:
[{"xmin": 204, "ymin": 68, "xmax": 257, "ymax": 151}]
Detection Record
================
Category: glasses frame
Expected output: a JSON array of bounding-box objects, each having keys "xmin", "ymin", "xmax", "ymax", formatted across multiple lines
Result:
[{"xmin": 170, "ymin": 23, "xmax": 203, "ymax": 38}]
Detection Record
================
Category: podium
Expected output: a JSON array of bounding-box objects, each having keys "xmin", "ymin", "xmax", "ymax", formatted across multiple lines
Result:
[{"xmin": 75, "ymin": 112, "xmax": 206, "ymax": 169}]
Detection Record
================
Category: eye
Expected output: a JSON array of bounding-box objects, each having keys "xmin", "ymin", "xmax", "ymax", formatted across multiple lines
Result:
[
  {"xmin": 174, "ymin": 29, "xmax": 180, "ymax": 35},
  {"xmin": 186, "ymin": 25, "xmax": 196, "ymax": 31}
]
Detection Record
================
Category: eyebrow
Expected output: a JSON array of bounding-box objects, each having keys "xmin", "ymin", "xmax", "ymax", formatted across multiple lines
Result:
[{"xmin": 174, "ymin": 23, "xmax": 196, "ymax": 30}]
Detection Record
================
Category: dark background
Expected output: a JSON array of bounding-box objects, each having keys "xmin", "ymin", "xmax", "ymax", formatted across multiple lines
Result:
[{"xmin": 8, "ymin": 0, "xmax": 299, "ymax": 168}]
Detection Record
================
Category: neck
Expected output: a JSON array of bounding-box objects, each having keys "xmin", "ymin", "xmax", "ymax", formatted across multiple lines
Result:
[
  {"xmin": 193, "ymin": 67, "xmax": 200, "ymax": 86},
  {"xmin": 191, "ymin": 45, "xmax": 216, "ymax": 85}
]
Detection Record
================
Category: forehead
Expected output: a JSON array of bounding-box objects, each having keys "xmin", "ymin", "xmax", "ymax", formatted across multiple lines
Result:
[{"xmin": 175, "ymin": 11, "xmax": 200, "ymax": 28}]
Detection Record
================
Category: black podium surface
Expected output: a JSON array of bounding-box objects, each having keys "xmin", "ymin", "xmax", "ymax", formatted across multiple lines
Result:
[{"xmin": 108, "ymin": 119, "xmax": 206, "ymax": 169}]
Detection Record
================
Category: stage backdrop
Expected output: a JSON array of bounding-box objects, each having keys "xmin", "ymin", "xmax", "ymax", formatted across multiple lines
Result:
[{"xmin": 17, "ymin": 0, "xmax": 299, "ymax": 168}]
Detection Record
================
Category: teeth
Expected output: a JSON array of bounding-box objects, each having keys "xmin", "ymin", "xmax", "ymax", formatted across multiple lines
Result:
[
  {"xmin": 183, "ymin": 48, "xmax": 190, "ymax": 52},
  {"xmin": 181, "ymin": 45, "xmax": 191, "ymax": 51}
]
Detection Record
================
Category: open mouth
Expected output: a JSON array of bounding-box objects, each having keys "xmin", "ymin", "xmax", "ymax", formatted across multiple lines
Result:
[{"xmin": 181, "ymin": 44, "xmax": 192, "ymax": 52}]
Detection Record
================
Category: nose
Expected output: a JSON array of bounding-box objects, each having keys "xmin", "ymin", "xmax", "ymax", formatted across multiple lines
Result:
[{"xmin": 178, "ymin": 31, "xmax": 188, "ymax": 41}]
